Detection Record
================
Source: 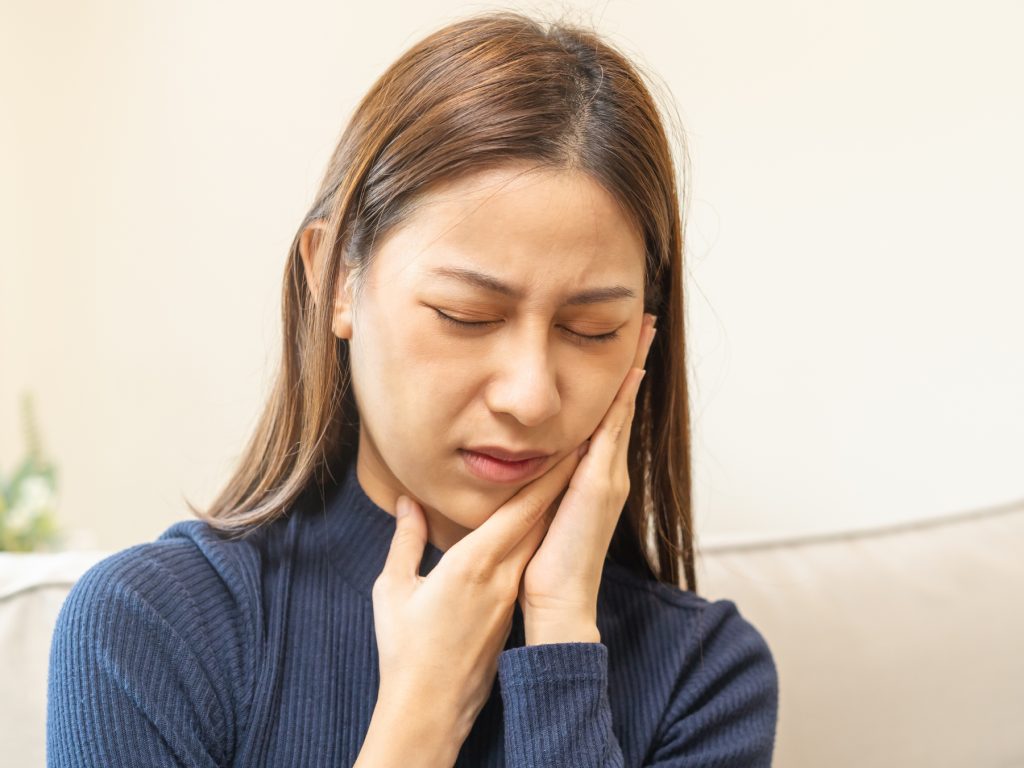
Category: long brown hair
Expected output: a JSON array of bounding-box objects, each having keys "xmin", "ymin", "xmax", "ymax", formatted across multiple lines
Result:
[{"xmin": 187, "ymin": 10, "xmax": 697, "ymax": 593}]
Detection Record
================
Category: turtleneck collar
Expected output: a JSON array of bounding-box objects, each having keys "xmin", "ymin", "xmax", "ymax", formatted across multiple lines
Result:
[{"xmin": 327, "ymin": 460, "xmax": 448, "ymax": 598}]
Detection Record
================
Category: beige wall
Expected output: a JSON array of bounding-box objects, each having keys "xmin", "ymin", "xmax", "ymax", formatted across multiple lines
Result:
[{"xmin": 2, "ymin": 0, "xmax": 1021, "ymax": 552}]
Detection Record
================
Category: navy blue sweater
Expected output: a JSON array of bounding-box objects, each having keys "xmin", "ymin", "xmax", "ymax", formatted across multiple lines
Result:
[{"xmin": 47, "ymin": 461, "xmax": 778, "ymax": 766}]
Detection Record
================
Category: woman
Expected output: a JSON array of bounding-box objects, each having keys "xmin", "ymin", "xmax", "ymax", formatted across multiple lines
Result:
[{"xmin": 48, "ymin": 11, "xmax": 778, "ymax": 767}]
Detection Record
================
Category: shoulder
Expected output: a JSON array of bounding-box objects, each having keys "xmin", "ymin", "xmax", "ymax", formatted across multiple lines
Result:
[
  {"xmin": 51, "ymin": 520, "xmax": 266, "ymax": 742},
  {"xmin": 64, "ymin": 519, "xmax": 265, "ymax": 637}
]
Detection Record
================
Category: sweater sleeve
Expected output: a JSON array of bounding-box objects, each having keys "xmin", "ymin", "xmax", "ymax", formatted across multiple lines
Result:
[
  {"xmin": 498, "ymin": 642, "xmax": 625, "ymax": 767},
  {"xmin": 46, "ymin": 545, "xmax": 239, "ymax": 768},
  {"xmin": 496, "ymin": 601, "xmax": 778, "ymax": 768}
]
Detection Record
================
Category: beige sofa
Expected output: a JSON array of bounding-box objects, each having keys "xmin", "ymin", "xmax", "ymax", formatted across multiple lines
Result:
[{"xmin": 3, "ymin": 503, "xmax": 1022, "ymax": 767}]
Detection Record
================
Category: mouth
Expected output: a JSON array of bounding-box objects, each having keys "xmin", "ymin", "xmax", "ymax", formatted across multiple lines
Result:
[{"xmin": 458, "ymin": 449, "xmax": 550, "ymax": 483}]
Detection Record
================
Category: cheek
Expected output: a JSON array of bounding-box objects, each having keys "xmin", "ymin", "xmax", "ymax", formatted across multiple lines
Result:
[
  {"xmin": 354, "ymin": 309, "xmax": 469, "ymax": 440},
  {"xmin": 567, "ymin": 367, "xmax": 624, "ymax": 440},
  {"xmin": 399, "ymin": 317, "xmax": 484, "ymax": 410}
]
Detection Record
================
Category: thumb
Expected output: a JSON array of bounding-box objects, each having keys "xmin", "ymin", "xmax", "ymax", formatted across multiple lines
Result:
[{"xmin": 382, "ymin": 494, "xmax": 427, "ymax": 583}]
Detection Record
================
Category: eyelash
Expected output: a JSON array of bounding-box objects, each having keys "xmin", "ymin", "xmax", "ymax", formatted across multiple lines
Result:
[{"xmin": 432, "ymin": 308, "xmax": 621, "ymax": 345}]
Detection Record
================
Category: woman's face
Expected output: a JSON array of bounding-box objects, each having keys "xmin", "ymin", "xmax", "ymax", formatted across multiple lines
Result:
[{"xmin": 333, "ymin": 163, "xmax": 647, "ymax": 551}]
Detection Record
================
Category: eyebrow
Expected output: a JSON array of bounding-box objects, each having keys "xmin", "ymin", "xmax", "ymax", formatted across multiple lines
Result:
[{"xmin": 427, "ymin": 265, "xmax": 636, "ymax": 306}]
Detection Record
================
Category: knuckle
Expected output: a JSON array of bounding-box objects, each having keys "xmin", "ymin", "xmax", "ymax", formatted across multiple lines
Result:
[
  {"xmin": 454, "ymin": 550, "xmax": 494, "ymax": 586},
  {"xmin": 518, "ymin": 496, "xmax": 549, "ymax": 527},
  {"xmin": 393, "ymin": 527, "xmax": 416, "ymax": 546}
]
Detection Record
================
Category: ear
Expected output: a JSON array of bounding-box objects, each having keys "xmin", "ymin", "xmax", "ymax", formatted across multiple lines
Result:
[{"xmin": 298, "ymin": 220, "xmax": 355, "ymax": 340}]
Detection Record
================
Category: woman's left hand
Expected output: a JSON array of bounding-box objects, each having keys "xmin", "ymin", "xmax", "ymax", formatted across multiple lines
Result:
[{"xmin": 517, "ymin": 312, "xmax": 658, "ymax": 644}]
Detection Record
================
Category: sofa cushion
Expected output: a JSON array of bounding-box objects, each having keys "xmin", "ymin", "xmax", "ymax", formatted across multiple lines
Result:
[{"xmin": 696, "ymin": 501, "xmax": 1024, "ymax": 767}]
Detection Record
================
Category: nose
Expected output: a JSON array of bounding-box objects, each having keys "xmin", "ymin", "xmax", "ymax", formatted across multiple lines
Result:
[{"xmin": 483, "ymin": 325, "xmax": 562, "ymax": 427}]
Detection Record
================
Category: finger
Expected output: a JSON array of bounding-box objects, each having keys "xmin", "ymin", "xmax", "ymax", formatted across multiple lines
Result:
[
  {"xmin": 633, "ymin": 314, "xmax": 657, "ymax": 370},
  {"xmin": 604, "ymin": 317, "xmax": 655, "ymax": 458},
  {"xmin": 505, "ymin": 495, "xmax": 556, "ymax": 575},
  {"xmin": 616, "ymin": 317, "xmax": 655, "ymax": 464},
  {"xmin": 505, "ymin": 483, "xmax": 568, "ymax": 570},
  {"xmin": 454, "ymin": 447, "xmax": 581, "ymax": 567},
  {"xmin": 379, "ymin": 495, "xmax": 428, "ymax": 588},
  {"xmin": 613, "ymin": 369, "xmax": 645, "ymax": 470},
  {"xmin": 578, "ymin": 360, "xmax": 645, "ymax": 472}
]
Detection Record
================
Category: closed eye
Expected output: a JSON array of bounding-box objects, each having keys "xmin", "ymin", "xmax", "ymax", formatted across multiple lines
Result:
[{"xmin": 432, "ymin": 308, "xmax": 620, "ymax": 345}]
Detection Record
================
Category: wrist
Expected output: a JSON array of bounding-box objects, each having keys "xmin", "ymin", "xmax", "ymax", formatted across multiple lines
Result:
[
  {"xmin": 524, "ymin": 618, "xmax": 601, "ymax": 646},
  {"xmin": 361, "ymin": 692, "xmax": 462, "ymax": 768}
]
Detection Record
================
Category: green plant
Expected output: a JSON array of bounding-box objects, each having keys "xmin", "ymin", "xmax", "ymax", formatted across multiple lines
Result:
[{"xmin": 0, "ymin": 392, "xmax": 62, "ymax": 551}]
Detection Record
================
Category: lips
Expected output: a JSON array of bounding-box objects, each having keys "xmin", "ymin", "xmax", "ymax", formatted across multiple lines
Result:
[
  {"xmin": 463, "ymin": 445, "xmax": 551, "ymax": 462},
  {"xmin": 459, "ymin": 448, "xmax": 551, "ymax": 483}
]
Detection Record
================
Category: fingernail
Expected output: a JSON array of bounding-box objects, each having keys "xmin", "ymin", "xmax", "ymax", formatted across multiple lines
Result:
[{"xmin": 396, "ymin": 496, "xmax": 408, "ymax": 518}]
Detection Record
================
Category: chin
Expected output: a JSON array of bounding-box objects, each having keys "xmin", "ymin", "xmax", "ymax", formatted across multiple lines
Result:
[{"xmin": 432, "ymin": 483, "xmax": 514, "ymax": 525}]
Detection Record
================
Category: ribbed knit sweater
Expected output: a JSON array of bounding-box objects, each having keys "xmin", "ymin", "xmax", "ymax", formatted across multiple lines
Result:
[{"xmin": 47, "ymin": 461, "xmax": 779, "ymax": 767}]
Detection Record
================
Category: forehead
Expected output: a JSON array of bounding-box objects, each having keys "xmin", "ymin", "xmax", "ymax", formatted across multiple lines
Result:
[{"xmin": 368, "ymin": 164, "xmax": 646, "ymax": 295}]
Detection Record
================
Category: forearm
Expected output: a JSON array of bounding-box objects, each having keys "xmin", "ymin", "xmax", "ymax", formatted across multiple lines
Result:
[{"xmin": 355, "ymin": 695, "xmax": 463, "ymax": 768}]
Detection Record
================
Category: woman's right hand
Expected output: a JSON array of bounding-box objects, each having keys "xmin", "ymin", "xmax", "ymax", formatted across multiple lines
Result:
[{"xmin": 369, "ymin": 446, "xmax": 585, "ymax": 748}]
